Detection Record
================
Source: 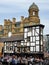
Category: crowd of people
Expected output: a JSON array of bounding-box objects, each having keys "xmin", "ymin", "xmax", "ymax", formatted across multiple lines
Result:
[{"xmin": 0, "ymin": 55, "xmax": 49, "ymax": 65}]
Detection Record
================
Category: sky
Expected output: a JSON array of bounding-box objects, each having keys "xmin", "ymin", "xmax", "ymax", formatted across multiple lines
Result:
[{"xmin": 0, "ymin": 0, "xmax": 49, "ymax": 35}]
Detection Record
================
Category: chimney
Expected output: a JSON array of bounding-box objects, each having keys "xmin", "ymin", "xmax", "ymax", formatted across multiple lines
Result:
[
  {"xmin": 12, "ymin": 18, "xmax": 16, "ymax": 23},
  {"xmin": 21, "ymin": 16, "xmax": 24, "ymax": 21},
  {"xmin": 4, "ymin": 19, "xmax": 7, "ymax": 22},
  {"xmin": 8, "ymin": 19, "xmax": 11, "ymax": 22},
  {"xmin": 4, "ymin": 19, "xmax": 7, "ymax": 25}
]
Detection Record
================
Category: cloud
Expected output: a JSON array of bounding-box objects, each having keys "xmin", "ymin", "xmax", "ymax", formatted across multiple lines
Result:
[
  {"xmin": 0, "ymin": 0, "xmax": 49, "ymax": 34},
  {"xmin": 0, "ymin": 0, "xmax": 49, "ymax": 12}
]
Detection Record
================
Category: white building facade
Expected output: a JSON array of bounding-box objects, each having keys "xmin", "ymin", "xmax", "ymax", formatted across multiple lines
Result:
[{"xmin": 23, "ymin": 24, "xmax": 44, "ymax": 53}]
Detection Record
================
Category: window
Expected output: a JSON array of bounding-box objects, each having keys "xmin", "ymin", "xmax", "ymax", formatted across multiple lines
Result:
[
  {"xmin": 14, "ymin": 42, "xmax": 17, "ymax": 46},
  {"xmin": 6, "ymin": 46, "xmax": 9, "ymax": 50},
  {"xmin": 6, "ymin": 43, "xmax": 13, "ymax": 51},
  {"xmin": 24, "ymin": 28, "xmax": 27, "ymax": 32},
  {"xmin": 24, "ymin": 33, "xmax": 27, "ymax": 38},
  {"xmin": 36, "ymin": 36, "xmax": 39, "ymax": 40},
  {"xmin": 10, "ymin": 46, "xmax": 13, "ymax": 50},
  {"xmin": 41, "ymin": 28, "xmax": 43, "ymax": 35},
  {"xmin": 31, "ymin": 43, "xmax": 35, "ymax": 46},
  {"xmin": 4, "ymin": 42, "xmax": 6, "ymax": 50},
  {"xmin": 0, "ymin": 30, "xmax": 4, "ymax": 34},
  {"xmin": 33, "ymin": 37, "xmax": 35, "ymax": 42},
  {"xmin": 36, "ymin": 41, "xmax": 39, "ymax": 45},
  {"xmin": 26, "ymin": 47, "xmax": 30, "ymax": 52},
  {"xmin": 21, "ymin": 48, "xmax": 24, "ymax": 52},
  {"xmin": 41, "ymin": 36, "xmax": 43, "ymax": 45},
  {"xmin": 15, "ymin": 47, "xmax": 17, "ymax": 52},
  {"xmin": 32, "ymin": 22, "xmax": 36, "ymax": 25},
  {"xmin": 28, "ymin": 28, "xmax": 32, "ymax": 32},
  {"xmin": 28, "ymin": 32, "xmax": 31, "ymax": 36},
  {"xmin": 15, "ymin": 22, "xmax": 20, "ymax": 27},
  {"xmin": 14, "ymin": 43, "xmax": 17, "ymax": 46},
  {"xmin": 24, "ymin": 23, "xmax": 29, "ymax": 26},
  {"xmin": 33, "ymin": 47, "xmax": 35, "ymax": 52},
  {"xmin": 30, "ymin": 37, "xmax": 33, "ymax": 42},
  {"xmin": 27, "ymin": 37, "xmax": 30, "ymax": 42},
  {"xmin": 41, "ymin": 46, "xmax": 43, "ymax": 52},
  {"xmin": 30, "ymin": 47, "xmax": 36, "ymax": 52},
  {"xmin": 32, "ymin": 27, "xmax": 35, "ymax": 36},
  {"xmin": 36, "ymin": 26, "xmax": 39, "ymax": 29},
  {"xmin": 35, "ymin": 28, "xmax": 39, "ymax": 36},
  {"xmin": 8, "ymin": 32, "xmax": 12, "ymax": 37},
  {"xmin": 33, "ymin": 11, "xmax": 35, "ymax": 15},
  {"xmin": 24, "ymin": 43, "xmax": 26, "ymax": 46},
  {"xmin": 36, "ymin": 46, "xmax": 39, "ymax": 51},
  {"xmin": 5, "ymin": 25, "xmax": 12, "ymax": 32},
  {"xmin": 30, "ymin": 47, "xmax": 33, "ymax": 52},
  {"xmin": 27, "ymin": 42, "xmax": 30, "ymax": 46},
  {"xmin": 21, "ymin": 43, "xmax": 23, "ymax": 45},
  {"xmin": 21, "ymin": 41, "xmax": 24, "ymax": 45},
  {"xmin": 25, "ymin": 39, "xmax": 27, "ymax": 42}
]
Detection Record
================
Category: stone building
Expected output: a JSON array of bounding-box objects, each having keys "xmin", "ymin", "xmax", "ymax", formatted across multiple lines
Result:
[
  {"xmin": 0, "ymin": 3, "xmax": 45, "ymax": 57},
  {"xmin": 0, "ymin": 3, "xmax": 40, "ymax": 38}
]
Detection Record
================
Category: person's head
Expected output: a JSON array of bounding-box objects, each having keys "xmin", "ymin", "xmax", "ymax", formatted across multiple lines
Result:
[
  {"xmin": 12, "ymin": 55, "xmax": 15, "ymax": 59},
  {"xmin": 15, "ymin": 56, "xmax": 17, "ymax": 59}
]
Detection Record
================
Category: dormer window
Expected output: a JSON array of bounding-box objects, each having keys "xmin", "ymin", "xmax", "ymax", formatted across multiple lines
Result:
[{"xmin": 33, "ymin": 11, "xmax": 35, "ymax": 15}]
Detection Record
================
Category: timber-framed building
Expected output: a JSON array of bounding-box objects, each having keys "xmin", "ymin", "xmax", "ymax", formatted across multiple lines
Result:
[{"xmin": 0, "ymin": 3, "xmax": 44, "ymax": 58}]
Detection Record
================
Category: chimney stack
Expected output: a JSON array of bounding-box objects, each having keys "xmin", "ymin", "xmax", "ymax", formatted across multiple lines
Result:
[
  {"xmin": 21, "ymin": 16, "xmax": 24, "ymax": 21},
  {"xmin": 4, "ymin": 19, "xmax": 7, "ymax": 22},
  {"xmin": 4, "ymin": 19, "xmax": 7, "ymax": 25},
  {"xmin": 8, "ymin": 19, "xmax": 11, "ymax": 22},
  {"xmin": 12, "ymin": 18, "xmax": 16, "ymax": 23}
]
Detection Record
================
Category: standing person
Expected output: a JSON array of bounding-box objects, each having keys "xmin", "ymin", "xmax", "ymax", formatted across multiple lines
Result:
[
  {"xmin": 11, "ymin": 55, "xmax": 15, "ymax": 65},
  {"xmin": 17, "ymin": 56, "xmax": 21, "ymax": 64},
  {"xmin": 14, "ymin": 56, "xmax": 18, "ymax": 65},
  {"xmin": 27, "ymin": 57, "xmax": 30, "ymax": 65},
  {"xmin": 7, "ymin": 56, "xmax": 12, "ymax": 65}
]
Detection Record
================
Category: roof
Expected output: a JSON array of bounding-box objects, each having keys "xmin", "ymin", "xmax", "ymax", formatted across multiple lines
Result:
[
  {"xmin": 0, "ymin": 35, "xmax": 23, "ymax": 42},
  {"xmin": 46, "ymin": 34, "xmax": 49, "ymax": 36},
  {"xmin": 15, "ymin": 22, "xmax": 21, "ymax": 27},
  {"xmin": 24, "ymin": 24, "xmax": 45, "ymax": 28},
  {"xmin": 29, "ymin": 3, "xmax": 39, "ymax": 10},
  {"xmin": 16, "ymin": 21, "xmax": 21, "ymax": 24}
]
